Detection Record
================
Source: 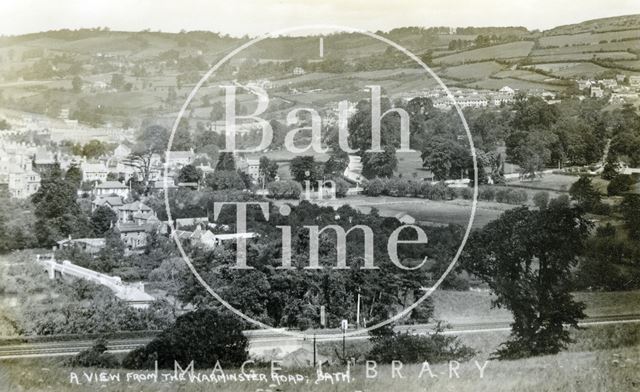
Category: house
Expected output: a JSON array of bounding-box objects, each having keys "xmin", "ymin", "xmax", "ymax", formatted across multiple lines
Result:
[
  {"xmin": 293, "ymin": 66, "xmax": 306, "ymax": 76},
  {"xmin": 113, "ymin": 144, "xmax": 132, "ymax": 159},
  {"xmin": 33, "ymin": 148, "xmax": 57, "ymax": 173},
  {"xmin": 499, "ymin": 86, "xmax": 515, "ymax": 94},
  {"xmin": 82, "ymin": 162, "xmax": 109, "ymax": 182},
  {"xmin": 91, "ymin": 195, "xmax": 124, "ymax": 212},
  {"xmin": 590, "ymin": 86, "xmax": 604, "ymax": 98},
  {"xmin": 577, "ymin": 80, "xmax": 593, "ymax": 90},
  {"xmin": 93, "ymin": 181, "xmax": 129, "ymax": 198},
  {"xmin": 616, "ymin": 74, "xmax": 627, "ymax": 83},
  {"xmin": 165, "ymin": 149, "xmax": 195, "ymax": 168},
  {"xmin": 173, "ymin": 225, "xmax": 219, "ymax": 249},
  {"xmin": 116, "ymin": 201, "xmax": 153, "ymax": 224},
  {"xmin": 175, "ymin": 217, "xmax": 210, "ymax": 229},
  {"xmin": 2, "ymin": 168, "xmax": 41, "ymax": 198},
  {"xmin": 117, "ymin": 222, "xmax": 153, "ymax": 249},
  {"xmin": 599, "ymin": 79, "xmax": 617, "ymax": 89},
  {"xmin": 630, "ymin": 76, "xmax": 640, "ymax": 89},
  {"xmin": 56, "ymin": 237, "xmax": 106, "ymax": 254},
  {"xmin": 238, "ymin": 158, "xmax": 260, "ymax": 181}
]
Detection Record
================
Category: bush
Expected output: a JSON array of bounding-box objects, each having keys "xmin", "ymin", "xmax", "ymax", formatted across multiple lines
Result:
[
  {"xmin": 478, "ymin": 186, "xmax": 496, "ymax": 201},
  {"xmin": 363, "ymin": 178, "xmax": 386, "ymax": 196},
  {"xmin": 495, "ymin": 188, "xmax": 528, "ymax": 205},
  {"xmin": 457, "ymin": 187, "xmax": 473, "ymax": 200},
  {"xmin": 122, "ymin": 308, "xmax": 248, "ymax": 369},
  {"xmin": 332, "ymin": 177, "xmax": 350, "ymax": 198},
  {"xmin": 533, "ymin": 191, "xmax": 550, "ymax": 210},
  {"xmin": 65, "ymin": 338, "xmax": 119, "ymax": 368},
  {"xmin": 607, "ymin": 174, "xmax": 635, "ymax": 196},
  {"xmin": 368, "ymin": 322, "xmax": 475, "ymax": 364},
  {"xmin": 267, "ymin": 180, "xmax": 302, "ymax": 199}
]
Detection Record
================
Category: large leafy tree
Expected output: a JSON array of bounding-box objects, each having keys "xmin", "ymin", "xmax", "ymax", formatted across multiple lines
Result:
[
  {"xmin": 569, "ymin": 176, "xmax": 602, "ymax": 212},
  {"xmin": 90, "ymin": 205, "xmax": 117, "ymax": 236},
  {"xmin": 31, "ymin": 167, "xmax": 91, "ymax": 245},
  {"xmin": 621, "ymin": 194, "xmax": 640, "ymax": 240},
  {"xmin": 347, "ymin": 98, "xmax": 400, "ymax": 178},
  {"xmin": 421, "ymin": 136, "xmax": 470, "ymax": 180},
  {"xmin": 124, "ymin": 125, "xmax": 169, "ymax": 191},
  {"xmin": 122, "ymin": 308, "xmax": 248, "ymax": 370},
  {"xmin": 462, "ymin": 203, "xmax": 591, "ymax": 359},
  {"xmin": 177, "ymin": 164, "xmax": 202, "ymax": 184},
  {"xmin": 258, "ymin": 156, "xmax": 278, "ymax": 183}
]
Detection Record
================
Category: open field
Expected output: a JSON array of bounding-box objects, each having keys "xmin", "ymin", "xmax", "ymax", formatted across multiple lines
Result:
[
  {"xmin": 433, "ymin": 41, "xmax": 535, "ymax": 65},
  {"xmin": 432, "ymin": 289, "xmax": 640, "ymax": 325},
  {"xmin": 440, "ymin": 61, "xmax": 505, "ymax": 81},
  {"xmin": 505, "ymin": 173, "xmax": 576, "ymax": 192},
  {"xmin": 538, "ymin": 29, "xmax": 640, "ymax": 47}
]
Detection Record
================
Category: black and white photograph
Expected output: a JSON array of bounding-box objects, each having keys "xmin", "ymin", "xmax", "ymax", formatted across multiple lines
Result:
[{"xmin": 0, "ymin": 1, "xmax": 639, "ymax": 391}]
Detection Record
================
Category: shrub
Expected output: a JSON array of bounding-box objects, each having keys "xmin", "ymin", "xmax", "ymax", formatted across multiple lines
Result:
[
  {"xmin": 607, "ymin": 174, "xmax": 635, "ymax": 196},
  {"xmin": 457, "ymin": 187, "xmax": 473, "ymax": 200},
  {"xmin": 363, "ymin": 178, "xmax": 386, "ymax": 196},
  {"xmin": 478, "ymin": 186, "xmax": 496, "ymax": 201},
  {"xmin": 368, "ymin": 322, "xmax": 475, "ymax": 364},
  {"xmin": 267, "ymin": 180, "xmax": 302, "ymax": 199},
  {"xmin": 533, "ymin": 191, "xmax": 550, "ymax": 210},
  {"xmin": 332, "ymin": 177, "xmax": 350, "ymax": 198},
  {"xmin": 122, "ymin": 308, "xmax": 248, "ymax": 370},
  {"xmin": 495, "ymin": 188, "xmax": 528, "ymax": 205},
  {"xmin": 65, "ymin": 338, "xmax": 119, "ymax": 368}
]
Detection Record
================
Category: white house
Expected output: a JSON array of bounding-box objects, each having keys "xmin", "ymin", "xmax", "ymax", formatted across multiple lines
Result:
[
  {"xmin": 82, "ymin": 162, "xmax": 109, "ymax": 182},
  {"xmin": 93, "ymin": 180, "xmax": 129, "ymax": 198}
]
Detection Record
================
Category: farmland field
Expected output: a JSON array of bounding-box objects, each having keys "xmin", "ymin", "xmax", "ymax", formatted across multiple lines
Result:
[
  {"xmin": 528, "ymin": 51, "xmax": 637, "ymax": 63},
  {"xmin": 440, "ymin": 61, "xmax": 504, "ymax": 81},
  {"xmin": 468, "ymin": 77, "xmax": 565, "ymax": 91},
  {"xmin": 433, "ymin": 41, "xmax": 535, "ymax": 65},
  {"xmin": 527, "ymin": 62, "xmax": 611, "ymax": 78},
  {"xmin": 538, "ymin": 29, "xmax": 640, "ymax": 47}
]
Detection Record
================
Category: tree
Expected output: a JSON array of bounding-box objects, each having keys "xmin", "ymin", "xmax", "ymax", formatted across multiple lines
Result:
[
  {"xmin": 96, "ymin": 228, "xmax": 125, "ymax": 272},
  {"xmin": 569, "ymin": 176, "xmax": 601, "ymax": 212},
  {"xmin": 290, "ymin": 155, "xmax": 318, "ymax": 184},
  {"xmin": 533, "ymin": 191, "xmax": 550, "ymax": 210},
  {"xmin": 361, "ymin": 145, "xmax": 398, "ymax": 179},
  {"xmin": 122, "ymin": 308, "xmax": 248, "ymax": 369},
  {"xmin": 216, "ymin": 152, "xmax": 236, "ymax": 171},
  {"xmin": 258, "ymin": 156, "xmax": 278, "ymax": 184},
  {"xmin": 177, "ymin": 164, "xmax": 202, "ymax": 184},
  {"xmin": 620, "ymin": 194, "xmax": 640, "ymax": 240},
  {"xmin": 65, "ymin": 165, "xmax": 83, "ymax": 190},
  {"xmin": 462, "ymin": 204, "xmax": 591, "ymax": 359},
  {"xmin": 607, "ymin": 174, "xmax": 635, "ymax": 196},
  {"xmin": 421, "ymin": 136, "xmax": 470, "ymax": 180},
  {"xmin": 90, "ymin": 206, "xmax": 118, "ymax": 236},
  {"xmin": 205, "ymin": 170, "xmax": 245, "ymax": 191},
  {"xmin": 71, "ymin": 76, "xmax": 83, "ymax": 93},
  {"xmin": 82, "ymin": 140, "xmax": 109, "ymax": 158},
  {"xmin": 31, "ymin": 169, "xmax": 91, "ymax": 246},
  {"xmin": 267, "ymin": 180, "xmax": 302, "ymax": 199},
  {"xmin": 125, "ymin": 125, "xmax": 169, "ymax": 191}
]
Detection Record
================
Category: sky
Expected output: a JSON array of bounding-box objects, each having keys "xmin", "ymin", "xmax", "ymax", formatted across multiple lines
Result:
[{"xmin": 1, "ymin": 0, "xmax": 639, "ymax": 37}]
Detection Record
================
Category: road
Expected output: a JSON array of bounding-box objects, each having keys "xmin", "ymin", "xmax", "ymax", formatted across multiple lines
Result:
[{"xmin": 1, "ymin": 314, "xmax": 639, "ymax": 360}]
